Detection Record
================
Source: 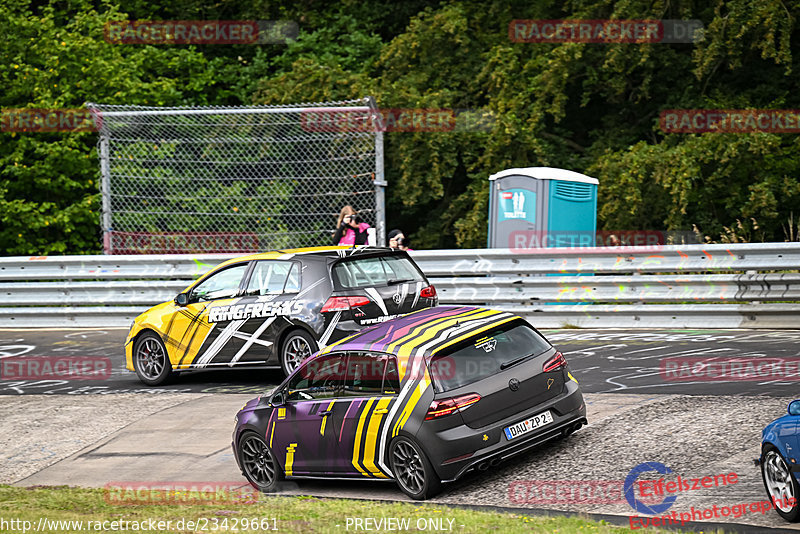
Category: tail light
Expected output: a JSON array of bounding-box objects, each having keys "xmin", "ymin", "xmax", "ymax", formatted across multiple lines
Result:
[
  {"xmin": 543, "ymin": 351, "xmax": 567, "ymax": 373},
  {"xmin": 425, "ymin": 393, "xmax": 481, "ymax": 420},
  {"xmin": 420, "ymin": 285, "xmax": 437, "ymax": 299},
  {"xmin": 321, "ymin": 296, "xmax": 371, "ymax": 313}
]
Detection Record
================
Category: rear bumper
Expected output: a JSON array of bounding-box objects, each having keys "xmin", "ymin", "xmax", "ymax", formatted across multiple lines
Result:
[
  {"xmin": 422, "ymin": 380, "xmax": 586, "ymax": 482},
  {"xmin": 443, "ymin": 415, "xmax": 587, "ymax": 483}
]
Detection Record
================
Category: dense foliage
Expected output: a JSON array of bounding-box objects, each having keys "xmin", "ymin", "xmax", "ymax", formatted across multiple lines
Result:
[{"xmin": 2, "ymin": 0, "xmax": 799, "ymax": 253}]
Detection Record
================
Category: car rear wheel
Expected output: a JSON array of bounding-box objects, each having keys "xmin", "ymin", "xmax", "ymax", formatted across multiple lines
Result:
[
  {"xmin": 280, "ymin": 330, "xmax": 316, "ymax": 376},
  {"xmin": 389, "ymin": 437, "xmax": 442, "ymax": 500},
  {"xmin": 761, "ymin": 445, "xmax": 800, "ymax": 521},
  {"xmin": 239, "ymin": 431, "xmax": 284, "ymax": 493},
  {"xmin": 133, "ymin": 332, "xmax": 172, "ymax": 386}
]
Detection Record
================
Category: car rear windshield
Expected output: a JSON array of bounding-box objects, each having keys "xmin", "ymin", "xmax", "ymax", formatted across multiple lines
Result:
[
  {"xmin": 332, "ymin": 255, "xmax": 425, "ymax": 289},
  {"xmin": 427, "ymin": 320, "xmax": 551, "ymax": 393}
]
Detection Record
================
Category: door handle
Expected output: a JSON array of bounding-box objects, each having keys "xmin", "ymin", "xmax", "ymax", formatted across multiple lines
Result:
[
  {"xmin": 374, "ymin": 409, "xmax": 389, "ymax": 414},
  {"xmin": 318, "ymin": 410, "xmax": 333, "ymax": 417}
]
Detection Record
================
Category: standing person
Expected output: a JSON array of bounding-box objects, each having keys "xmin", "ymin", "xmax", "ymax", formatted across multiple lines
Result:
[
  {"xmin": 387, "ymin": 229, "xmax": 412, "ymax": 251},
  {"xmin": 332, "ymin": 205, "xmax": 371, "ymax": 245}
]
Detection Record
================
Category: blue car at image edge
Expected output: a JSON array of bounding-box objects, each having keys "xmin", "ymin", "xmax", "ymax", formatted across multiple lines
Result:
[{"xmin": 758, "ymin": 399, "xmax": 800, "ymax": 522}]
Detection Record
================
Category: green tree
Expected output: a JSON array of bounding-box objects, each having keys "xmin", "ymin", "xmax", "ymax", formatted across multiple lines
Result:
[{"xmin": 4, "ymin": 0, "xmax": 800, "ymax": 254}]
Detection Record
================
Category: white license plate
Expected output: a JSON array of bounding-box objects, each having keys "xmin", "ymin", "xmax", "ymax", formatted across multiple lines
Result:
[{"xmin": 503, "ymin": 410, "xmax": 553, "ymax": 440}]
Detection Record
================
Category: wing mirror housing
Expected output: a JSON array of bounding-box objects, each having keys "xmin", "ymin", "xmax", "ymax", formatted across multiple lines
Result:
[
  {"xmin": 789, "ymin": 400, "xmax": 800, "ymax": 416},
  {"xmin": 271, "ymin": 390, "xmax": 286, "ymax": 407},
  {"xmin": 174, "ymin": 293, "xmax": 189, "ymax": 307}
]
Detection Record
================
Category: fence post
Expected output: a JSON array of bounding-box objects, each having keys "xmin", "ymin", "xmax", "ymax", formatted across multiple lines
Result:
[
  {"xmin": 370, "ymin": 97, "xmax": 387, "ymax": 246},
  {"xmin": 99, "ymin": 136, "xmax": 113, "ymax": 254}
]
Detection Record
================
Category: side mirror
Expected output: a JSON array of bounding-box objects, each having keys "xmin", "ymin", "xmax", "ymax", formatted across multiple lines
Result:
[
  {"xmin": 271, "ymin": 390, "xmax": 286, "ymax": 407},
  {"xmin": 789, "ymin": 400, "xmax": 800, "ymax": 416},
  {"xmin": 174, "ymin": 293, "xmax": 189, "ymax": 307}
]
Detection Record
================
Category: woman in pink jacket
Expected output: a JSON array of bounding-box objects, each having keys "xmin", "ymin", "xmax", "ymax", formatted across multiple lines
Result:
[{"xmin": 332, "ymin": 205, "xmax": 371, "ymax": 245}]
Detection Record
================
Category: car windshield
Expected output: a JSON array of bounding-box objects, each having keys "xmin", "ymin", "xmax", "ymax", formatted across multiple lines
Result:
[
  {"xmin": 427, "ymin": 320, "xmax": 551, "ymax": 393},
  {"xmin": 332, "ymin": 254, "xmax": 425, "ymax": 289}
]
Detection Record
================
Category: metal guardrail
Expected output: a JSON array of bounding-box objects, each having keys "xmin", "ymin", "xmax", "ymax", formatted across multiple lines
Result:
[{"xmin": 1, "ymin": 243, "xmax": 798, "ymax": 328}]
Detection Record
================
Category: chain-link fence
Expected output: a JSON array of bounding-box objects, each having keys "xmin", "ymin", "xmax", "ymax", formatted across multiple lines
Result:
[{"xmin": 86, "ymin": 98, "xmax": 385, "ymax": 254}]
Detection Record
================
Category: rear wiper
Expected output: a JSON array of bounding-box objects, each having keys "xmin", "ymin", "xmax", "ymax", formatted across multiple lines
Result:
[
  {"xmin": 500, "ymin": 353, "xmax": 533, "ymax": 370},
  {"xmin": 387, "ymin": 278, "xmax": 414, "ymax": 285}
]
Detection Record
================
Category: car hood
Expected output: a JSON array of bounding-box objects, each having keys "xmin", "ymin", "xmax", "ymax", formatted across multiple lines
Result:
[
  {"xmin": 135, "ymin": 300, "xmax": 174, "ymax": 322},
  {"xmin": 243, "ymin": 396, "xmax": 262, "ymax": 410}
]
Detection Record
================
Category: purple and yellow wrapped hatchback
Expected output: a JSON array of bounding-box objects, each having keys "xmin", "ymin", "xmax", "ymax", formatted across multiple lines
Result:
[{"xmin": 233, "ymin": 305, "xmax": 586, "ymax": 499}]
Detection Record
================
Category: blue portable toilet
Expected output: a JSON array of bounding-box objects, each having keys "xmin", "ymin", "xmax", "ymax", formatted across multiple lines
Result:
[{"xmin": 487, "ymin": 167, "xmax": 598, "ymax": 249}]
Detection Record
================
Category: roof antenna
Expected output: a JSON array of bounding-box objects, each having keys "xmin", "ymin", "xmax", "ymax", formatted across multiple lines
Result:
[{"xmin": 446, "ymin": 320, "xmax": 461, "ymax": 338}]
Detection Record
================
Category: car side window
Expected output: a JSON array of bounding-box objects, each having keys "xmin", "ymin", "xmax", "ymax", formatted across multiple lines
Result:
[
  {"xmin": 342, "ymin": 353, "xmax": 401, "ymax": 397},
  {"xmin": 383, "ymin": 356, "xmax": 401, "ymax": 395},
  {"xmin": 190, "ymin": 264, "xmax": 248, "ymax": 302},
  {"xmin": 245, "ymin": 261, "xmax": 301, "ymax": 296},
  {"xmin": 343, "ymin": 353, "xmax": 385, "ymax": 397},
  {"xmin": 286, "ymin": 354, "xmax": 345, "ymax": 401}
]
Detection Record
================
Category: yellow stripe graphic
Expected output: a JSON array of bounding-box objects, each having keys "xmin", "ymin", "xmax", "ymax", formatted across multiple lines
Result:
[
  {"xmin": 351, "ymin": 398, "xmax": 376, "ymax": 477},
  {"xmin": 285, "ymin": 443, "xmax": 297, "ymax": 476},
  {"xmin": 319, "ymin": 400, "xmax": 335, "ymax": 436},
  {"xmin": 388, "ymin": 308, "xmax": 488, "ymax": 356},
  {"xmin": 568, "ymin": 372, "xmax": 578, "ymax": 384},
  {"xmin": 393, "ymin": 376, "xmax": 429, "ymax": 437},
  {"xmin": 319, "ymin": 333, "xmax": 351, "ymax": 354},
  {"xmin": 362, "ymin": 397, "xmax": 392, "ymax": 478},
  {"xmin": 396, "ymin": 311, "xmax": 499, "ymax": 387},
  {"xmin": 269, "ymin": 422, "xmax": 275, "ymax": 448}
]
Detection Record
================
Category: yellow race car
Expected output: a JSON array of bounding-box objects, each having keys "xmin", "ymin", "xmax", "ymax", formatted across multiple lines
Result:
[{"xmin": 125, "ymin": 246, "xmax": 437, "ymax": 385}]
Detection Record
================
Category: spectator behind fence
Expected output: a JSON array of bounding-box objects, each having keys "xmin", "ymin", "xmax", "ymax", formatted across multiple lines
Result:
[
  {"xmin": 388, "ymin": 229, "xmax": 412, "ymax": 251},
  {"xmin": 332, "ymin": 205, "xmax": 371, "ymax": 246}
]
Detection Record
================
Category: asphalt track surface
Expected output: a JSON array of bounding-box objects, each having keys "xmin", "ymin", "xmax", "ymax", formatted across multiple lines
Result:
[
  {"xmin": 0, "ymin": 327, "xmax": 799, "ymax": 395},
  {"xmin": 3, "ymin": 327, "xmax": 800, "ymax": 532}
]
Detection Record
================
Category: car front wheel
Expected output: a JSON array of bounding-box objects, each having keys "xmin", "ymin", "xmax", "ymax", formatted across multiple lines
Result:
[
  {"xmin": 239, "ymin": 431, "xmax": 284, "ymax": 493},
  {"xmin": 133, "ymin": 332, "xmax": 172, "ymax": 386},
  {"xmin": 761, "ymin": 445, "xmax": 800, "ymax": 522},
  {"xmin": 389, "ymin": 437, "xmax": 442, "ymax": 500}
]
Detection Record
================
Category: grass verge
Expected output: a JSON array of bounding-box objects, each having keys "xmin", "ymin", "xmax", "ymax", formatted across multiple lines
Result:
[{"xmin": 0, "ymin": 484, "xmax": 694, "ymax": 534}]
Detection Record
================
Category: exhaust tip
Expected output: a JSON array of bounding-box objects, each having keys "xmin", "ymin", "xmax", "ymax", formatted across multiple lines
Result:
[
  {"xmin": 562, "ymin": 421, "xmax": 584, "ymax": 438},
  {"xmin": 477, "ymin": 462, "xmax": 489, "ymax": 471}
]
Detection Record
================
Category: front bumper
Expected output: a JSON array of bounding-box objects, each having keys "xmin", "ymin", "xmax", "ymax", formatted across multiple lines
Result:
[
  {"xmin": 124, "ymin": 336, "xmax": 135, "ymax": 371},
  {"xmin": 423, "ymin": 380, "xmax": 586, "ymax": 482}
]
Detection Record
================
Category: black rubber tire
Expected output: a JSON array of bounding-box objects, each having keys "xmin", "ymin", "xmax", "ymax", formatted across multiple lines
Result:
[
  {"xmin": 279, "ymin": 329, "xmax": 317, "ymax": 377},
  {"xmin": 389, "ymin": 436, "xmax": 442, "ymax": 500},
  {"xmin": 238, "ymin": 431, "xmax": 284, "ymax": 493},
  {"xmin": 761, "ymin": 444, "xmax": 800, "ymax": 522},
  {"xmin": 132, "ymin": 331, "xmax": 173, "ymax": 386}
]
